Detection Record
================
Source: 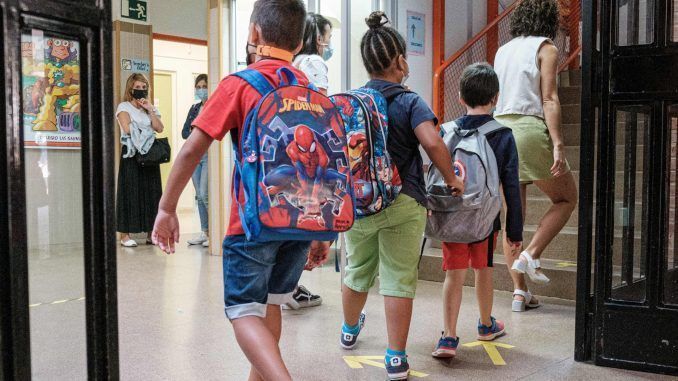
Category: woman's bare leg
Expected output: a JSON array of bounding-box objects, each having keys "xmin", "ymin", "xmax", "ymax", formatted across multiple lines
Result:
[{"xmin": 527, "ymin": 172, "xmax": 577, "ymax": 258}]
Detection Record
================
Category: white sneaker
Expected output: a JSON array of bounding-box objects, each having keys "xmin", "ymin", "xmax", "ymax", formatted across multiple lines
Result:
[
  {"xmin": 188, "ymin": 232, "xmax": 208, "ymax": 246},
  {"xmin": 202, "ymin": 239, "xmax": 210, "ymax": 248},
  {"xmin": 120, "ymin": 238, "xmax": 138, "ymax": 247}
]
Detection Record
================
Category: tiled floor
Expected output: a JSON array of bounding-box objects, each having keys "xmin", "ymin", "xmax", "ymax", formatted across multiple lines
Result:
[{"xmin": 27, "ymin": 234, "xmax": 675, "ymax": 380}]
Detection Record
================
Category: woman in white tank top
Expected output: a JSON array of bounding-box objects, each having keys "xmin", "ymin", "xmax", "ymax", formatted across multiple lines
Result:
[{"xmin": 493, "ymin": 0, "xmax": 577, "ymax": 312}]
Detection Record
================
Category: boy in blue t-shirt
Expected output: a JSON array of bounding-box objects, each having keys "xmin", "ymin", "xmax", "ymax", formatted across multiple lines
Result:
[{"xmin": 432, "ymin": 63, "xmax": 523, "ymax": 359}]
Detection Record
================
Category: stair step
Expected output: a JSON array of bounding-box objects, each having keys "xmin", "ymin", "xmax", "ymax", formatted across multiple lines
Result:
[
  {"xmin": 563, "ymin": 123, "xmax": 582, "ymax": 146},
  {"xmin": 419, "ymin": 251, "xmax": 578, "ymax": 299},
  {"xmin": 562, "ymin": 104, "xmax": 581, "ymax": 125},
  {"xmin": 566, "ymin": 145, "xmax": 644, "ymax": 172},
  {"xmin": 526, "ymin": 170, "xmax": 645, "ymax": 200},
  {"xmin": 426, "ymin": 223, "xmax": 643, "ymax": 264},
  {"xmin": 524, "ymin": 196, "xmax": 643, "ymax": 229},
  {"xmin": 559, "ymin": 86, "xmax": 581, "ymax": 106}
]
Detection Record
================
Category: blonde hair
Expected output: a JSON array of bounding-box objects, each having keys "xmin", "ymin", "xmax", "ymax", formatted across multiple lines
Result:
[{"xmin": 123, "ymin": 73, "xmax": 150, "ymax": 102}]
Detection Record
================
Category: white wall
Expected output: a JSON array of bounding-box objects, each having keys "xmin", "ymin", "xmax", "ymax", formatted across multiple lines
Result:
[
  {"xmin": 111, "ymin": 0, "xmax": 208, "ymax": 40},
  {"xmin": 397, "ymin": 0, "xmax": 434, "ymax": 105},
  {"xmin": 445, "ymin": 0, "xmax": 488, "ymax": 58},
  {"xmin": 153, "ymin": 40, "xmax": 208, "ymax": 219}
]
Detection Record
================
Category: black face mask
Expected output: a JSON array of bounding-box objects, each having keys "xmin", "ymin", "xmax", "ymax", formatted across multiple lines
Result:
[
  {"xmin": 245, "ymin": 42, "xmax": 256, "ymax": 66},
  {"xmin": 132, "ymin": 89, "xmax": 148, "ymax": 100}
]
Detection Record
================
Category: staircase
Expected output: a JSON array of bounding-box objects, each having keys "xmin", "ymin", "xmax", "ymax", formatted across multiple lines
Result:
[{"xmin": 419, "ymin": 69, "xmax": 583, "ymax": 300}]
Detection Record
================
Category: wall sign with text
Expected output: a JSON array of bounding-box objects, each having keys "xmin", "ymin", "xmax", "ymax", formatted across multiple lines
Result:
[{"xmin": 407, "ymin": 11, "xmax": 425, "ymax": 56}]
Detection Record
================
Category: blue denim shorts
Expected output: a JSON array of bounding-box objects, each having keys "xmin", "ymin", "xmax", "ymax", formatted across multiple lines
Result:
[{"xmin": 222, "ymin": 235, "xmax": 311, "ymax": 320}]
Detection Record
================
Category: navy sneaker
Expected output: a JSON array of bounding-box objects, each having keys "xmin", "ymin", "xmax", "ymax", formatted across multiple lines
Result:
[
  {"xmin": 340, "ymin": 311, "xmax": 366, "ymax": 349},
  {"xmin": 385, "ymin": 354, "xmax": 410, "ymax": 380},
  {"xmin": 432, "ymin": 333, "xmax": 459, "ymax": 358},
  {"xmin": 477, "ymin": 316, "xmax": 506, "ymax": 341}
]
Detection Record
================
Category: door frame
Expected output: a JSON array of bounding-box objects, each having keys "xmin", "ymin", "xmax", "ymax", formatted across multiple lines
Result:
[
  {"xmin": 0, "ymin": 0, "xmax": 118, "ymax": 379},
  {"xmin": 577, "ymin": 0, "xmax": 678, "ymax": 375}
]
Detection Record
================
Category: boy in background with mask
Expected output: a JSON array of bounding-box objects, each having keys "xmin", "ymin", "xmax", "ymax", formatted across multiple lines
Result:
[{"xmin": 152, "ymin": 1, "xmax": 330, "ymax": 380}]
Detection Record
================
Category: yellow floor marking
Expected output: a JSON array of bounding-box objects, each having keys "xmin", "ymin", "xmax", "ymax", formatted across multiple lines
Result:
[
  {"xmin": 343, "ymin": 356, "xmax": 429, "ymax": 377},
  {"xmin": 51, "ymin": 299, "xmax": 69, "ymax": 304},
  {"xmin": 29, "ymin": 303, "xmax": 41, "ymax": 308},
  {"xmin": 462, "ymin": 341, "xmax": 515, "ymax": 366},
  {"xmin": 555, "ymin": 261, "xmax": 577, "ymax": 268}
]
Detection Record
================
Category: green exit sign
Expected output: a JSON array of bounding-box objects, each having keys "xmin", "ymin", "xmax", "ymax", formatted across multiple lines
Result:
[{"xmin": 121, "ymin": 0, "xmax": 148, "ymax": 22}]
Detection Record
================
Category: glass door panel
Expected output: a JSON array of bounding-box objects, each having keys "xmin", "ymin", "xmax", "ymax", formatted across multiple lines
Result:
[
  {"xmin": 616, "ymin": 0, "xmax": 655, "ymax": 46},
  {"xmin": 22, "ymin": 28, "xmax": 87, "ymax": 379},
  {"xmin": 610, "ymin": 105, "xmax": 650, "ymax": 302},
  {"xmin": 666, "ymin": 104, "xmax": 678, "ymax": 306},
  {"xmin": 349, "ymin": 0, "xmax": 373, "ymax": 89}
]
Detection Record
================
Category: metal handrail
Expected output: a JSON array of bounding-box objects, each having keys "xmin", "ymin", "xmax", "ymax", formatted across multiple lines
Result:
[{"xmin": 558, "ymin": 45, "xmax": 582, "ymax": 73}]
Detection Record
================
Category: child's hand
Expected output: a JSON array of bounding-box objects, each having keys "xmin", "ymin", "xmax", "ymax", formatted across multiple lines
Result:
[
  {"xmin": 152, "ymin": 209, "xmax": 180, "ymax": 254},
  {"xmin": 507, "ymin": 239, "xmax": 522, "ymax": 257},
  {"xmin": 304, "ymin": 241, "xmax": 331, "ymax": 270}
]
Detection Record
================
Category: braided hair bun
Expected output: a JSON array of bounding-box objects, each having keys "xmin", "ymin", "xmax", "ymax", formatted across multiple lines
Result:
[
  {"xmin": 360, "ymin": 11, "xmax": 406, "ymax": 75},
  {"xmin": 365, "ymin": 11, "xmax": 389, "ymax": 29}
]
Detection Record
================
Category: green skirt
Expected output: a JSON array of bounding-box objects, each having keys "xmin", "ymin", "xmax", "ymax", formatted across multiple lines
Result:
[{"xmin": 494, "ymin": 114, "xmax": 570, "ymax": 183}]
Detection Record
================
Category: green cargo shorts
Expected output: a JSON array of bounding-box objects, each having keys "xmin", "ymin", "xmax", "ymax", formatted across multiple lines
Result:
[{"xmin": 343, "ymin": 193, "xmax": 427, "ymax": 299}]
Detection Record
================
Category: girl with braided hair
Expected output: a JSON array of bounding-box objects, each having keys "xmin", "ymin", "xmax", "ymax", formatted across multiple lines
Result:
[{"xmin": 339, "ymin": 11, "xmax": 464, "ymax": 381}]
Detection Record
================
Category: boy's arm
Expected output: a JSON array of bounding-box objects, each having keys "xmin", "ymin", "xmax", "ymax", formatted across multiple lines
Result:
[
  {"xmin": 499, "ymin": 133, "xmax": 523, "ymax": 243},
  {"xmin": 153, "ymin": 128, "xmax": 214, "ymax": 253},
  {"xmin": 415, "ymin": 120, "xmax": 464, "ymax": 193}
]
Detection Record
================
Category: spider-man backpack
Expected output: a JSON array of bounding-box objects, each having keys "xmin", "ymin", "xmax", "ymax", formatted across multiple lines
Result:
[
  {"xmin": 232, "ymin": 67, "xmax": 355, "ymax": 242},
  {"xmin": 330, "ymin": 87, "xmax": 404, "ymax": 217}
]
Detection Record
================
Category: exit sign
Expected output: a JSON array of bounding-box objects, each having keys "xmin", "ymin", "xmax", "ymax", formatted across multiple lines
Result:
[{"xmin": 121, "ymin": 0, "xmax": 148, "ymax": 22}]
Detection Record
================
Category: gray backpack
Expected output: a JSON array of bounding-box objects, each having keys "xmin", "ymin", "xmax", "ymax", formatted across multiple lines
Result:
[{"xmin": 425, "ymin": 120, "xmax": 506, "ymax": 243}]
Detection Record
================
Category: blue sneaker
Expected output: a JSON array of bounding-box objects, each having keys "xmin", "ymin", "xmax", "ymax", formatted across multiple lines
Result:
[
  {"xmin": 432, "ymin": 333, "xmax": 459, "ymax": 358},
  {"xmin": 340, "ymin": 311, "xmax": 366, "ymax": 349},
  {"xmin": 477, "ymin": 316, "xmax": 506, "ymax": 341},
  {"xmin": 385, "ymin": 354, "xmax": 410, "ymax": 380}
]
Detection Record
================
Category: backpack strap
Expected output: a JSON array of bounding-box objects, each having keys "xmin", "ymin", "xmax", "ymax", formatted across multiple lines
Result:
[
  {"xmin": 232, "ymin": 69, "xmax": 275, "ymax": 96},
  {"xmin": 476, "ymin": 120, "xmax": 508, "ymax": 136},
  {"xmin": 380, "ymin": 85, "xmax": 411, "ymax": 104}
]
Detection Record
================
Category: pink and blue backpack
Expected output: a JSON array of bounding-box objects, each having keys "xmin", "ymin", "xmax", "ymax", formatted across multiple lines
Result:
[
  {"xmin": 330, "ymin": 87, "xmax": 403, "ymax": 217},
  {"xmin": 231, "ymin": 68, "xmax": 354, "ymax": 242}
]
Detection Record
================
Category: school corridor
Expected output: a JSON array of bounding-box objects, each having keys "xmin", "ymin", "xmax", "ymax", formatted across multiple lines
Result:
[{"xmin": 3, "ymin": 0, "xmax": 678, "ymax": 380}]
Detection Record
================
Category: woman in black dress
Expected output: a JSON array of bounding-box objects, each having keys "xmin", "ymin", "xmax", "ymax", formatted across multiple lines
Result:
[{"xmin": 116, "ymin": 73, "xmax": 165, "ymax": 247}]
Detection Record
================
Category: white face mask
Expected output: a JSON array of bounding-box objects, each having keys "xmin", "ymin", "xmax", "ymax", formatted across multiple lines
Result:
[{"xmin": 401, "ymin": 72, "xmax": 410, "ymax": 86}]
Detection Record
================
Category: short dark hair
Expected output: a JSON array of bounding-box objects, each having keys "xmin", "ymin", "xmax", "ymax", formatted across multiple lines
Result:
[
  {"xmin": 459, "ymin": 63, "xmax": 499, "ymax": 108},
  {"xmin": 360, "ymin": 11, "xmax": 407, "ymax": 75},
  {"xmin": 194, "ymin": 73, "xmax": 208, "ymax": 87},
  {"xmin": 251, "ymin": 0, "xmax": 306, "ymax": 51},
  {"xmin": 299, "ymin": 13, "xmax": 332, "ymax": 56},
  {"xmin": 509, "ymin": 0, "xmax": 560, "ymax": 40}
]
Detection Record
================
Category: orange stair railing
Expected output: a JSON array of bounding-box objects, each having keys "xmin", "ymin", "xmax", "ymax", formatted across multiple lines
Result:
[{"xmin": 433, "ymin": 0, "xmax": 581, "ymax": 123}]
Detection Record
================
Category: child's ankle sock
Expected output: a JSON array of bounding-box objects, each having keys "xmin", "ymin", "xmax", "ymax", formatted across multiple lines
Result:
[
  {"xmin": 385, "ymin": 348, "xmax": 407, "ymax": 364},
  {"xmin": 342, "ymin": 321, "xmax": 361, "ymax": 335}
]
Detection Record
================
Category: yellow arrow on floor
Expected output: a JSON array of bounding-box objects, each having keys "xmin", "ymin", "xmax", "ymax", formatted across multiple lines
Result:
[
  {"xmin": 555, "ymin": 261, "xmax": 577, "ymax": 268},
  {"xmin": 462, "ymin": 341, "xmax": 515, "ymax": 366},
  {"xmin": 343, "ymin": 356, "xmax": 429, "ymax": 378}
]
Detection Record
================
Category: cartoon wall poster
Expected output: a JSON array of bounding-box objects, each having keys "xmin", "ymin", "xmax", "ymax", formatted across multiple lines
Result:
[{"xmin": 21, "ymin": 30, "xmax": 81, "ymax": 148}]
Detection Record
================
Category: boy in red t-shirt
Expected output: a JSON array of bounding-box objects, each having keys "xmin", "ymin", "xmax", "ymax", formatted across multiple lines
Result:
[{"xmin": 152, "ymin": 1, "xmax": 328, "ymax": 380}]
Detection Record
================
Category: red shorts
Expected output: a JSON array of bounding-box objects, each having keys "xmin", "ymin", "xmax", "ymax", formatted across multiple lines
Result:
[{"xmin": 442, "ymin": 233, "xmax": 497, "ymax": 271}]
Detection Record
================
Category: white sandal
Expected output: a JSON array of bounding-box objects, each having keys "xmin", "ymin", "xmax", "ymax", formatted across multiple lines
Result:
[
  {"xmin": 512, "ymin": 289, "xmax": 541, "ymax": 312},
  {"xmin": 511, "ymin": 251, "xmax": 550, "ymax": 284},
  {"xmin": 120, "ymin": 238, "xmax": 138, "ymax": 247}
]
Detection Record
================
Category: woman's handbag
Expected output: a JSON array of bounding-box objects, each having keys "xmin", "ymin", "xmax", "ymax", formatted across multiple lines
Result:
[{"xmin": 136, "ymin": 137, "xmax": 171, "ymax": 166}]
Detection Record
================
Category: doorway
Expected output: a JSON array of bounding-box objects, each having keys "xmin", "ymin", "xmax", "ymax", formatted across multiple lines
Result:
[
  {"xmin": 577, "ymin": 0, "xmax": 678, "ymax": 374},
  {"xmin": 0, "ymin": 0, "xmax": 117, "ymax": 380}
]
